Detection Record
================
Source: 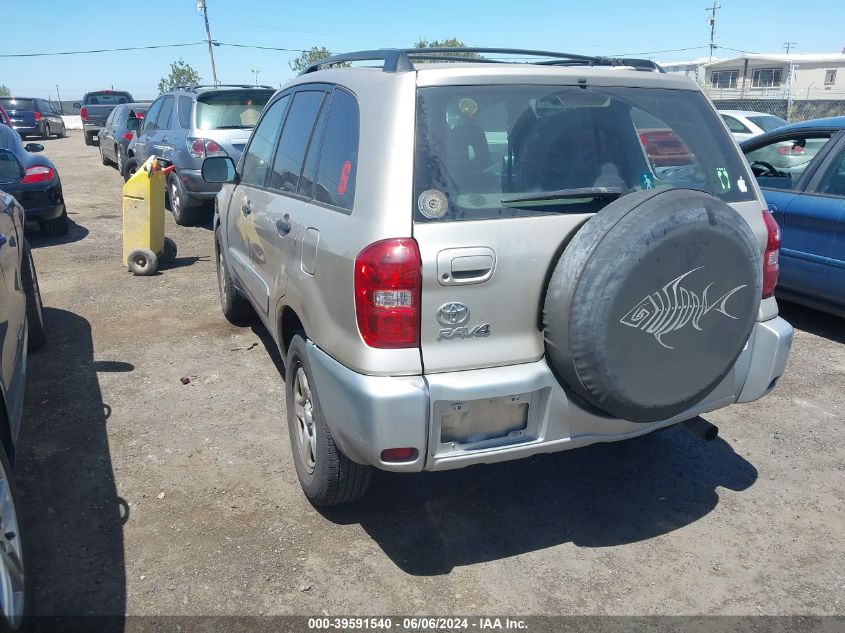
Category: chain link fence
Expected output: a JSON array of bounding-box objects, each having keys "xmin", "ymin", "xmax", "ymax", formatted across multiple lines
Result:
[{"xmin": 703, "ymin": 88, "xmax": 845, "ymax": 123}]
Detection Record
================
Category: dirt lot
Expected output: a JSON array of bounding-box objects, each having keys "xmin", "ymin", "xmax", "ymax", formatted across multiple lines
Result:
[{"xmin": 15, "ymin": 132, "xmax": 844, "ymax": 619}]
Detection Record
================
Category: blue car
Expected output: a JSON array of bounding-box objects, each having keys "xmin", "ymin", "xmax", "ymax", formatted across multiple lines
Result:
[{"xmin": 741, "ymin": 117, "xmax": 845, "ymax": 317}]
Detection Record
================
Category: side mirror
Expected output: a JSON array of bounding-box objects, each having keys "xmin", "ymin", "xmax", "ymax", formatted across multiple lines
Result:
[
  {"xmin": 72, "ymin": 102, "xmax": 81, "ymax": 109},
  {"xmin": 24, "ymin": 143, "xmax": 44, "ymax": 153},
  {"xmin": 202, "ymin": 156, "xmax": 237, "ymax": 184}
]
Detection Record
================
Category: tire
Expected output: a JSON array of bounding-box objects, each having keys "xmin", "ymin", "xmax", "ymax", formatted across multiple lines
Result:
[
  {"xmin": 84, "ymin": 132, "xmax": 93, "ymax": 146},
  {"xmin": 161, "ymin": 237, "xmax": 177, "ymax": 262},
  {"xmin": 116, "ymin": 146, "xmax": 125, "ymax": 174},
  {"xmin": 543, "ymin": 188, "xmax": 762, "ymax": 423},
  {"xmin": 285, "ymin": 334, "xmax": 373, "ymax": 506},
  {"xmin": 168, "ymin": 173, "xmax": 200, "ymax": 226},
  {"xmin": 99, "ymin": 142, "xmax": 109, "ymax": 166},
  {"xmin": 40, "ymin": 123, "xmax": 49, "ymax": 140},
  {"xmin": 37, "ymin": 210, "xmax": 69, "ymax": 237},
  {"xmin": 58, "ymin": 123, "xmax": 66, "ymax": 138},
  {"xmin": 122, "ymin": 158, "xmax": 138, "ymax": 182},
  {"xmin": 127, "ymin": 248, "xmax": 157, "ymax": 276},
  {"xmin": 20, "ymin": 241, "xmax": 46, "ymax": 352},
  {"xmin": 0, "ymin": 446, "xmax": 28, "ymax": 632},
  {"xmin": 215, "ymin": 228, "xmax": 253, "ymax": 323}
]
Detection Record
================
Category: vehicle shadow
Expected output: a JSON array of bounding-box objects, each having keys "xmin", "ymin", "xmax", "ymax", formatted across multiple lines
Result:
[
  {"xmin": 159, "ymin": 254, "xmax": 210, "ymax": 271},
  {"xmin": 777, "ymin": 300, "xmax": 844, "ymax": 344},
  {"xmin": 27, "ymin": 216, "xmax": 89, "ymax": 247},
  {"xmin": 16, "ymin": 307, "xmax": 128, "ymax": 627},
  {"xmin": 321, "ymin": 427, "xmax": 757, "ymax": 575}
]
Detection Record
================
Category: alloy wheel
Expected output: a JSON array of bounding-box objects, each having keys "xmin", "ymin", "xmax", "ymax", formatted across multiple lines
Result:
[
  {"xmin": 0, "ymin": 459, "xmax": 24, "ymax": 629},
  {"xmin": 293, "ymin": 366, "xmax": 317, "ymax": 474}
]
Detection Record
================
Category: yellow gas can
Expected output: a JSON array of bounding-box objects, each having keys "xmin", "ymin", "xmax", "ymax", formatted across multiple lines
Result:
[{"xmin": 122, "ymin": 157, "xmax": 176, "ymax": 275}]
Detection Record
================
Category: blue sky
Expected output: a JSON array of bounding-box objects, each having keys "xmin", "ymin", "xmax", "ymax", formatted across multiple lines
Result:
[{"xmin": 3, "ymin": 0, "xmax": 844, "ymax": 100}]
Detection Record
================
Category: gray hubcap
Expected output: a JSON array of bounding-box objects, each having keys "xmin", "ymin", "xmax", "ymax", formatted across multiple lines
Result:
[
  {"xmin": 217, "ymin": 250, "xmax": 227, "ymax": 303},
  {"xmin": 0, "ymin": 459, "xmax": 24, "ymax": 629},
  {"xmin": 117, "ymin": 150, "xmax": 123, "ymax": 172},
  {"xmin": 170, "ymin": 182, "xmax": 181, "ymax": 213},
  {"xmin": 293, "ymin": 366, "xmax": 317, "ymax": 474}
]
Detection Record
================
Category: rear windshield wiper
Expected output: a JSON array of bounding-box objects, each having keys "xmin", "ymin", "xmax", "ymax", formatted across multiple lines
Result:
[
  {"xmin": 214, "ymin": 125, "xmax": 251, "ymax": 129},
  {"xmin": 502, "ymin": 187, "xmax": 622, "ymax": 206}
]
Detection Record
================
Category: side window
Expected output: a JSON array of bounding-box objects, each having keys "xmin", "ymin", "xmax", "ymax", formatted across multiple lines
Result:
[
  {"xmin": 178, "ymin": 96, "xmax": 193, "ymax": 129},
  {"xmin": 105, "ymin": 108, "xmax": 118, "ymax": 127},
  {"xmin": 746, "ymin": 134, "xmax": 834, "ymax": 191},
  {"xmin": 314, "ymin": 89, "xmax": 360, "ymax": 210},
  {"xmin": 156, "ymin": 96, "xmax": 175, "ymax": 130},
  {"xmin": 818, "ymin": 148, "xmax": 845, "ymax": 197},
  {"xmin": 143, "ymin": 98, "xmax": 164, "ymax": 131},
  {"xmin": 297, "ymin": 97, "xmax": 330, "ymax": 198},
  {"xmin": 268, "ymin": 91, "xmax": 325, "ymax": 193},
  {"xmin": 241, "ymin": 95, "xmax": 290, "ymax": 188},
  {"xmin": 721, "ymin": 115, "xmax": 751, "ymax": 134}
]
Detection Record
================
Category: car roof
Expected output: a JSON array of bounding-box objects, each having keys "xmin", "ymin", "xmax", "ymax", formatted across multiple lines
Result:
[
  {"xmin": 718, "ymin": 110, "xmax": 783, "ymax": 119},
  {"xmin": 286, "ymin": 62, "xmax": 699, "ymax": 93},
  {"xmin": 773, "ymin": 116, "xmax": 845, "ymax": 132}
]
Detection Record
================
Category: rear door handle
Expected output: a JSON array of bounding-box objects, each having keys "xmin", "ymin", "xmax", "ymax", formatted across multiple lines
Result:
[
  {"xmin": 276, "ymin": 215, "xmax": 292, "ymax": 236},
  {"xmin": 161, "ymin": 136, "xmax": 168, "ymax": 143}
]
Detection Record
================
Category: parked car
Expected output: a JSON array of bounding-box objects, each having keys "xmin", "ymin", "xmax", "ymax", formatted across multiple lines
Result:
[
  {"xmin": 0, "ymin": 97, "xmax": 66, "ymax": 140},
  {"xmin": 129, "ymin": 84, "xmax": 274, "ymax": 225},
  {"xmin": 205, "ymin": 48, "xmax": 793, "ymax": 505},
  {"xmin": 719, "ymin": 110, "xmax": 787, "ymax": 142},
  {"xmin": 0, "ymin": 189, "xmax": 47, "ymax": 630},
  {"xmin": 0, "ymin": 104, "xmax": 12, "ymax": 129},
  {"xmin": 97, "ymin": 103, "xmax": 148, "ymax": 176},
  {"xmin": 741, "ymin": 116, "xmax": 845, "ymax": 316},
  {"xmin": 73, "ymin": 90, "xmax": 134, "ymax": 147},
  {"xmin": 0, "ymin": 124, "xmax": 68, "ymax": 235}
]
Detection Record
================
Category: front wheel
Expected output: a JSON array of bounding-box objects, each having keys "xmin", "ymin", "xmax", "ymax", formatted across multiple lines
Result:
[
  {"xmin": 41, "ymin": 123, "xmax": 50, "ymax": 140},
  {"xmin": 99, "ymin": 143, "xmax": 109, "ymax": 166},
  {"xmin": 215, "ymin": 228, "xmax": 253, "ymax": 324},
  {"xmin": 285, "ymin": 334, "xmax": 373, "ymax": 506},
  {"xmin": 122, "ymin": 158, "xmax": 138, "ymax": 182},
  {"xmin": 84, "ymin": 132, "xmax": 94, "ymax": 146},
  {"xmin": 20, "ymin": 241, "xmax": 46, "ymax": 352},
  {"xmin": 127, "ymin": 248, "xmax": 157, "ymax": 276}
]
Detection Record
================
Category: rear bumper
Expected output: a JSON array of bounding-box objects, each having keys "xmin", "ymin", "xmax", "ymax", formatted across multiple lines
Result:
[
  {"xmin": 12, "ymin": 125, "xmax": 37, "ymax": 137},
  {"xmin": 15, "ymin": 185, "xmax": 65, "ymax": 221},
  {"xmin": 82, "ymin": 124, "xmax": 102, "ymax": 135},
  {"xmin": 179, "ymin": 168, "xmax": 221, "ymax": 199},
  {"xmin": 306, "ymin": 316, "xmax": 793, "ymax": 473}
]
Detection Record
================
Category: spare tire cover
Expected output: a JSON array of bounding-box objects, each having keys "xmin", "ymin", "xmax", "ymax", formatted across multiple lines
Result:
[{"xmin": 544, "ymin": 188, "xmax": 762, "ymax": 423}]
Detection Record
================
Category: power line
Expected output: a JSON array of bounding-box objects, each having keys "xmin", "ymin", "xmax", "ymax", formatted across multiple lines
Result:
[
  {"xmin": 0, "ymin": 42, "xmax": 205, "ymax": 58},
  {"xmin": 783, "ymin": 42, "xmax": 797, "ymax": 54}
]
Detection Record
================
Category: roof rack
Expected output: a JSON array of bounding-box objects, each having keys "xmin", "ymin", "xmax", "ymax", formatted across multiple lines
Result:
[
  {"xmin": 171, "ymin": 84, "xmax": 276, "ymax": 92},
  {"xmin": 300, "ymin": 48, "xmax": 665, "ymax": 74}
]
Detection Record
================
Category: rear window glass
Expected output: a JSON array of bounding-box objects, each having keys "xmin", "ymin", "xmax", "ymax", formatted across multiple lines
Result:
[
  {"xmin": 84, "ymin": 92, "xmax": 132, "ymax": 105},
  {"xmin": 195, "ymin": 90, "xmax": 273, "ymax": 130},
  {"xmin": 0, "ymin": 98, "xmax": 34, "ymax": 111},
  {"xmin": 413, "ymin": 85, "xmax": 755, "ymax": 222},
  {"xmin": 747, "ymin": 115, "xmax": 788, "ymax": 132}
]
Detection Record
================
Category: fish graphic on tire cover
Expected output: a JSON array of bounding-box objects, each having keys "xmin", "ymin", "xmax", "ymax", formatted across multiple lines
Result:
[{"xmin": 619, "ymin": 266, "xmax": 747, "ymax": 349}]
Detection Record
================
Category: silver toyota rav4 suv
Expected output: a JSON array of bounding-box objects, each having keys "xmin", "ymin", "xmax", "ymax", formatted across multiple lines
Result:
[{"xmin": 204, "ymin": 48, "xmax": 793, "ymax": 506}]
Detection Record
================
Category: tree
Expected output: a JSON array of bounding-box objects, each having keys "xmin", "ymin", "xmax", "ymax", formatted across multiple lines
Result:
[
  {"xmin": 289, "ymin": 47, "xmax": 334, "ymax": 73},
  {"xmin": 158, "ymin": 59, "xmax": 201, "ymax": 93},
  {"xmin": 413, "ymin": 38, "xmax": 481, "ymax": 60},
  {"xmin": 0, "ymin": 85, "xmax": 10, "ymax": 97}
]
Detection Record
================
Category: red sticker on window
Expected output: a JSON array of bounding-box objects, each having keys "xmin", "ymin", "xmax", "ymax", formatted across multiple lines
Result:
[{"xmin": 338, "ymin": 160, "xmax": 352, "ymax": 196}]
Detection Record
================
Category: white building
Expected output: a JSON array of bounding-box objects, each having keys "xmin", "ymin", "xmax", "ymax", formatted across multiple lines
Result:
[{"xmin": 702, "ymin": 53, "xmax": 845, "ymax": 100}]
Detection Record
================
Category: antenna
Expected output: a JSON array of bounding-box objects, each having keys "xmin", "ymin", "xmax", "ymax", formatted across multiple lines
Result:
[{"xmin": 706, "ymin": 1, "xmax": 722, "ymax": 62}]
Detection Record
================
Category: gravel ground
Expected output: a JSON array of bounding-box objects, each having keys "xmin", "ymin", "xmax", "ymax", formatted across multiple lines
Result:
[{"xmin": 14, "ymin": 132, "xmax": 844, "ymax": 619}]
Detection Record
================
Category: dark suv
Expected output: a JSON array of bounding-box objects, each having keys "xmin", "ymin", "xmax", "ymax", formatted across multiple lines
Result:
[
  {"xmin": 130, "ymin": 84, "xmax": 274, "ymax": 225},
  {"xmin": 0, "ymin": 97, "xmax": 66, "ymax": 140}
]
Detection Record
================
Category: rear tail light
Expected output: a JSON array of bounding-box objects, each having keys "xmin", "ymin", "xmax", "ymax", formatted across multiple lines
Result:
[
  {"xmin": 380, "ymin": 448, "xmax": 417, "ymax": 462},
  {"xmin": 33, "ymin": 112, "xmax": 42, "ymax": 122},
  {"xmin": 187, "ymin": 138, "xmax": 227, "ymax": 159},
  {"xmin": 762, "ymin": 210, "xmax": 781, "ymax": 298},
  {"xmin": 123, "ymin": 132, "xmax": 134, "ymax": 142},
  {"xmin": 21, "ymin": 166, "xmax": 54, "ymax": 184},
  {"xmin": 80, "ymin": 106, "xmax": 88, "ymax": 121},
  {"xmin": 354, "ymin": 238, "xmax": 421, "ymax": 348}
]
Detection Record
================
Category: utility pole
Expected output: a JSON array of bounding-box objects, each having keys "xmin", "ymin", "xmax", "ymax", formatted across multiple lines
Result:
[
  {"xmin": 251, "ymin": 69, "xmax": 260, "ymax": 86},
  {"xmin": 197, "ymin": 0, "xmax": 219, "ymax": 86},
  {"xmin": 56, "ymin": 84, "xmax": 63, "ymax": 114},
  {"xmin": 706, "ymin": 1, "xmax": 722, "ymax": 63},
  {"xmin": 783, "ymin": 42, "xmax": 797, "ymax": 54}
]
